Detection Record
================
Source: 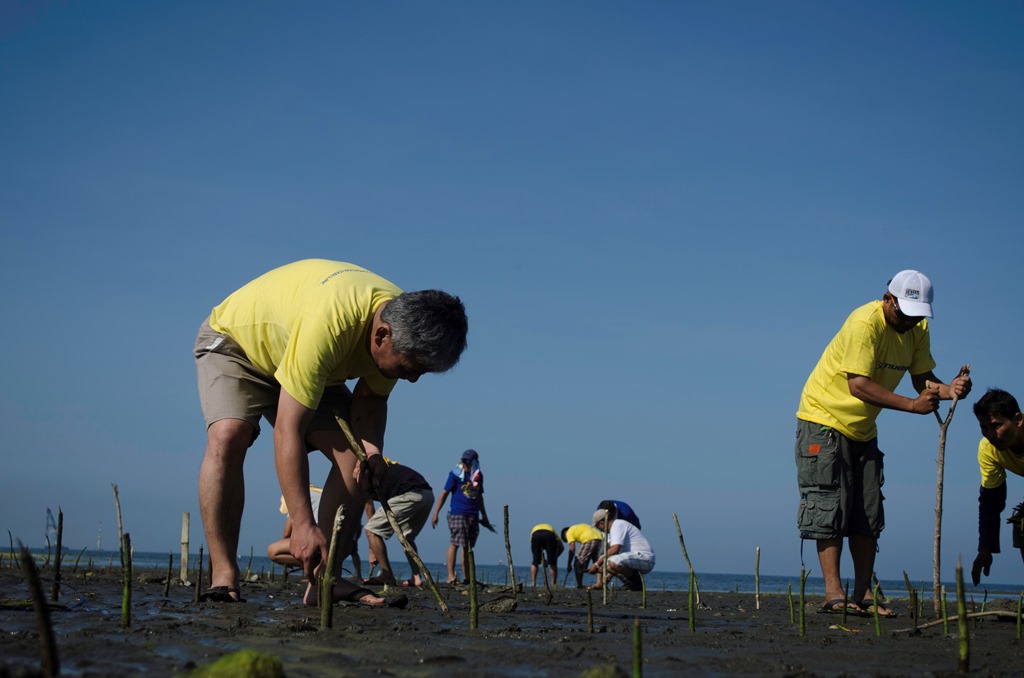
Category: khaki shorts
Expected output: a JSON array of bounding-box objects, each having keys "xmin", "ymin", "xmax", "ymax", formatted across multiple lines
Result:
[
  {"xmin": 364, "ymin": 489, "xmax": 434, "ymax": 541},
  {"xmin": 794, "ymin": 419, "xmax": 885, "ymax": 540},
  {"xmin": 194, "ymin": 318, "xmax": 352, "ymax": 445}
]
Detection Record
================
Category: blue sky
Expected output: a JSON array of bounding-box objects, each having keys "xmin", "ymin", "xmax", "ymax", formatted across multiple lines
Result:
[{"xmin": 2, "ymin": 2, "xmax": 1022, "ymax": 586}]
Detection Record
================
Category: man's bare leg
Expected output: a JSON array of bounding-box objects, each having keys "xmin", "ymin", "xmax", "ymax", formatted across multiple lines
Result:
[
  {"xmin": 816, "ymin": 537, "xmax": 854, "ymax": 611},
  {"xmin": 445, "ymin": 544, "xmax": 459, "ymax": 583},
  {"xmin": 365, "ymin": 530, "xmax": 396, "ymax": 584},
  {"xmin": 198, "ymin": 418, "xmax": 252, "ymax": 599},
  {"xmin": 849, "ymin": 534, "xmax": 891, "ymax": 614},
  {"xmin": 404, "ymin": 540, "xmax": 423, "ymax": 586}
]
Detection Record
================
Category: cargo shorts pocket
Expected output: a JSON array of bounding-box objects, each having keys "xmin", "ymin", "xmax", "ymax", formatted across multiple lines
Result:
[
  {"xmin": 796, "ymin": 425, "xmax": 840, "ymax": 489},
  {"xmin": 797, "ymin": 489, "xmax": 841, "ymax": 538}
]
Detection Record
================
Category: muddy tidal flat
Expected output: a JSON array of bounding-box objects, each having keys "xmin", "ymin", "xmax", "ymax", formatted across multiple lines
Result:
[{"xmin": 2, "ymin": 566, "xmax": 1023, "ymax": 677}]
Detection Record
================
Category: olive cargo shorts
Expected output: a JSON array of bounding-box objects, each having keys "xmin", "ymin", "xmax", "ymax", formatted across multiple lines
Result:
[{"xmin": 794, "ymin": 419, "xmax": 885, "ymax": 540}]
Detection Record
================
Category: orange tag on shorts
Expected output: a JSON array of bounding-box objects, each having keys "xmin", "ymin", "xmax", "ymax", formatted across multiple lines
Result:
[{"xmin": 808, "ymin": 444, "xmax": 821, "ymax": 455}]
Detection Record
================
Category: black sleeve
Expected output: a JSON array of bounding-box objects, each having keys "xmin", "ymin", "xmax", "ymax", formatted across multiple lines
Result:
[{"xmin": 978, "ymin": 482, "xmax": 1007, "ymax": 553}]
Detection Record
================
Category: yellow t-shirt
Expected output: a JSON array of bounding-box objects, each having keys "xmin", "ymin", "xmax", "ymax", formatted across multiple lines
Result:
[
  {"xmin": 564, "ymin": 524, "xmax": 603, "ymax": 544},
  {"xmin": 209, "ymin": 259, "xmax": 403, "ymax": 409},
  {"xmin": 797, "ymin": 300, "xmax": 935, "ymax": 441},
  {"xmin": 531, "ymin": 523, "xmax": 555, "ymax": 535},
  {"xmin": 978, "ymin": 438, "xmax": 1024, "ymax": 489}
]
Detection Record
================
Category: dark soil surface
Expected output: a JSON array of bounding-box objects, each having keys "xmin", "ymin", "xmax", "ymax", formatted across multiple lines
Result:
[{"xmin": 1, "ymin": 566, "xmax": 1022, "ymax": 677}]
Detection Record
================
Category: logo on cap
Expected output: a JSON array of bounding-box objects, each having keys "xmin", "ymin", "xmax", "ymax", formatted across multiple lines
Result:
[{"xmin": 904, "ymin": 288, "xmax": 920, "ymax": 300}]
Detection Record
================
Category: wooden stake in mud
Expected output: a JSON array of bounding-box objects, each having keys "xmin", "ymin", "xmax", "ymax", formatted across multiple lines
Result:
[
  {"xmin": 541, "ymin": 554, "xmax": 553, "ymax": 605},
  {"xmin": 672, "ymin": 513, "xmax": 704, "ymax": 609},
  {"xmin": 18, "ymin": 542, "xmax": 59, "ymax": 678},
  {"xmin": 334, "ymin": 414, "xmax": 450, "ymax": 612},
  {"xmin": 600, "ymin": 510, "xmax": 609, "ymax": 606},
  {"xmin": 121, "ymin": 532, "xmax": 132, "ymax": 629},
  {"xmin": 319, "ymin": 505, "xmax": 344, "ymax": 629},
  {"xmin": 193, "ymin": 545, "xmax": 203, "ymax": 604},
  {"xmin": 586, "ymin": 588, "xmax": 594, "ymax": 633},
  {"xmin": 468, "ymin": 546, "xmax": 479, "ymax": 630},
  {"xmin": 798, "ymin": 566, "xmax": 809, "ymax": 637},
  {"xmin": 754, "ymin": 546, "xmax": 761, "ymax": 610},
  {"xmin": 179, "ymin": 512, "xmax": 190, "ymax": 585},
  {"xmin": 930, "ymin": 364, "xmax": 970, "ymax": 618},
  {"xmin": 503, "ymin": 504, "xmax": 517, "ymax": 597},
  {"xmin": 688, "ymin": 569, "xmax": 696, "ymax": 632},
  {"xmin": 956, "ymin": 557, "xmax": 970, "ymax": 673},
  {"xmin": 49, "ymin": 508, "xmax": 63, "ymax": 603},
  {"xmin": 787, "ymin": 584, "xmax": 794, "ymax": 625},
  {"xmin": 164, "ymin": 553, "xmax": 173, "ymax": 598}
]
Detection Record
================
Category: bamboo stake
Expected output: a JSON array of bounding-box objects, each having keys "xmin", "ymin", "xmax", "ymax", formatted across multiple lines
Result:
[
  {"xmin": 320, "ymin": 505, "xmax": 344, "ymax": 630},
  {"xmin": 18, "ymin": 542, "xmax": 59, "ymax": 677},
  {"xmin": 787, "ymin": 584, "xmax": 794, "ymax": 625},
  {"xmin": 503, "ymin": 504, "xmax": 516, "ymax": 597},
  {"xmin": 50, "ymin": 508, "xmax": 63, "ymax": 603},
  {"xmin": 688, "ymin": 569, "xmax": 696, "ymax": 632},
  {"xmin": 672, "ymin": 513, "xmax": 704, "ymax": 609},
  {"xmin": 872, "ymin": 580, "xmax": 881, "ymax": 637},
  {"xmin": 334, "ymin": 414, "xmax": 449, "ymax": 612},
  {"xmin": 930, "ymin": 365, "xmax": 970, "ymax": 618},
  {"xmin": 600, "ymin": 511, "xmax": 609, "ymax": 606},
  {"xmin": 754, "ymin": 546, "xmax": 761, "ymax": 610},
  {"xmin": 640, "ymin": 572, "xmax": 646, "ymax": 609},
  {"xmin": 179, "ymin": 512, "xmax": 190, "ymax": 585},
  {"xmin": 798, "ymin": 566, "xmax": 809, "ymax": 636},
  {"xmin": 956, "ymin": 558, "xmax": 969, "ymax": 673},
  {"xmin": 468, "ymin": 546, "xmax": 478, "ymax": 630},
  {"xmin": 121, "ymin": 533, "xmax": 132, "ymax": 629},
  {"xmin": 164, "ymin": 553, "xmax": 172, "ymax": 598},
  {"xmin": 193, "ymin": 545, "xmax": 203, "ymax": 604}
]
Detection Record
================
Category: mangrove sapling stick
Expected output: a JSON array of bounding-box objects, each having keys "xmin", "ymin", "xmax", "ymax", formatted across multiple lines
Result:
[
  {"xmin": 50, "ymin": 508, "xmax": 63, "ymax": 603},
  {"xmin": 902, "ymin": 570, "xmax": 915, "ymax": 620},
  {"xmin": 892, "ymin": 610, "xmax": 1019, "ymax": 634},
  {"xmin": 754, "ymin": 546, "xmax": 761, "ymax": 610},
  {"xmin": 640, "ymin": 572, "xmax": 646, "ymax": 609},
  {"xmin": 798, "ymin": 566, "xmax": 808, "ymax": 637},
  {"xmin": 334, "ymin": 415, "xmax": 449, "ymax": 611},
  {"xmin": 787, "ymin": 584, "xmax": 794, "ymax": 625},
  {"xmin": 179, "ymin": 512, "xmax": 190, "ymax": 585},
  {"xmin": 956, "ymin": 558, "xmax": 969, "ymax": 673},
  {"xmin": 942, "ymin": 585, "xmax": 949, "ymax": 635},
  {"xmin": 72, "ymin": 547, "xmax": 86, "ymax": 574},
  {"xmin": 672, "ymin": 513, "xmax": 704, "ymax": 609},
  {"xmin": 18, "ymin": 543, "xmax": 59, "ymax": 678},
  {"xmin": 193, "ymin": 545, "xmax": 203, "ymax": 604},
  {"xmin": 632, "ymin": 617, "xmax": 642, "ymax": 678},
  {"xmin": 930, "ymin": 365, "xmax": 970, "ymax": 618},
  {"xmin": 320, "ymin": 505, "xmax": 344, "ymax": 630},
  {"xmin": 688, "ymin": 569, "xmax": 696, "ymax": 632},
  {"xmin": 872, "ymin": 581, "xmax": 881, "ymax": 637},
  {"xmin": 244, "ymin": 545, "xmax": 253, "ymax": 582},
  {"xmin": 468, "ymin": 546, "xmax": 478, "ymax": 630},
  {"xmin": 503, "ymin": 505, "xmax": 516, "ymax": 596},
  {"xmin": 843, "ymin": 579, "xmax": 850, "ymax": 626},
  {"xmin": 8, "ymin": 530, "xmax": 15, "ymax": 566},
  {"xmin": 600, "ymin": 512, "xmax": 609, "ymax": 606},
  {"xmin": 164, "ymin": 553, "xmax": 172, "ymax": 598},
  {"xmin": 121, "ymin": 533, "xmax": 132, "ymax": 629},
  {"xmin": 541, "ymin": 554, "xmax": 553, "ymax": 605}
]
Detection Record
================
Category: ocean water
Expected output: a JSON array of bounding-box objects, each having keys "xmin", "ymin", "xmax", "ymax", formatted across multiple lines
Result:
[{"xmin": 43, "ymin": 549, "xmax": 1024, "ymax": 601}]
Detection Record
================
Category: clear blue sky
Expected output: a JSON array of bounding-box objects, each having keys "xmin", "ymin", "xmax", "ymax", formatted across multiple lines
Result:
[{"xmin": 2, "ymin": 2, "xmax": 1022, "ymax": 586}]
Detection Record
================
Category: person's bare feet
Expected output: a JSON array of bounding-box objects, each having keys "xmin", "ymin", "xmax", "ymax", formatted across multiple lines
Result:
[{"xmin": 303, "ymin": 581, "xmax": 387, "ymax": 606}]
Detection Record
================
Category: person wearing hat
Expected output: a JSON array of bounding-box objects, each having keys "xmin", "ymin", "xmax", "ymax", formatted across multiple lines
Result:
[
  {"xmin": 431, "ymin": 449, "xmax": 493, "ymax": 584},
  {"xmin": 588, "ymin": 508, "xmax": 654, "ymax": 591},
  {"xmin": 794, "ymin": 270, "xmax": 971, "ymax": 617}
]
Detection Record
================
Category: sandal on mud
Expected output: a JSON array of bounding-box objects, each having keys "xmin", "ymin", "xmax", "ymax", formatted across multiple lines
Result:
[
  {"xmin": 199, "ymin": 586, "xmax": 245, "ymax": 603},
  {"xmin": 817, "ymin": 598, "xmax": 867, "ymax": 616},
  {"xmin": 857, "ymin": 600, "xmax": 897, "ymax": 618}
]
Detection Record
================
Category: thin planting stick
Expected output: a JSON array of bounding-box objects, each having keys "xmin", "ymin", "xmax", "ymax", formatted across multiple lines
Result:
[
  {"xmin": 956, "ymin": 557, "xmax": 969, "ymax": 673},
  {"xmin": 798, "ymin": 566, "xmax": 809, "ymax": 636},
  {"xmin": 164, "ymin": 553, "xmax": 172, "ymax": 597},
  {"xmin": 503, "ymin": 505, "xmax": 517, "ymax": 596},
  {"xmin": 754, "ymin": 546, "xmax": 761, "ymax": 610},
  {"xmin": 179, "ymin": 512, "xmax": 190, "ymax": 585},
  {"xmin": 468, "ymin": 546, "xmax": 478, "ymax": 630},
  {"xmin": 872, "ymin": 581, "xmax": 881, "ymax": 637},
  {"xmin": 787, "ymin": 584, "xmax": 794, "ymax": 625},
  {"xmin": 930, "ymin": 365, "xmax": 970, "ymax": 618},
  {"xmin": 688, "ymin": 569, "xmax": 696, "ymax": 632},
  {"xmin": 50, "ymin": 508, "xmax": 63, "ymax": 603},
  {"xmin": 541, "ymin": 553, "xmax": 553, "ymax": 605},
  {"xmin": 320, "ymin": 505, "xmax": 344, "ymax": 629},
  {"xmin": 121, "ymin": 532, "xmax": 132, "ymax": 629},
  {"xmin": 18, "ymin": 542, "xmax": 59, "ymax": 677},
  {"xmin": 587, "ymin": 588, "xmax": 594, "ymax": 633},
  {"xmin": 335, "ymin": 414, "xmax": 449, "ymax": 612},
  {"xmin": 193, "ymin": 545, "xmax": 203, "ymax": 604},
  {"xmin": 942, "ymin": 585, "xmax": 949, "ymax": 635},
  {"xmin": 672, "ymin": 513, "xmax": 704, "ymax": 609}
]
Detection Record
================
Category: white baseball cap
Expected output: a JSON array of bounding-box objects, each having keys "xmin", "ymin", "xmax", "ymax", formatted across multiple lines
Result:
[{"xmin": 888, "ymin": 270, "xmax": 933, "ymax": 318}]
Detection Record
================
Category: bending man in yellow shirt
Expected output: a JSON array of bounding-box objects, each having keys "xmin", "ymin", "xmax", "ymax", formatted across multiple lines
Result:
[
  {"xmin": 194, "ymin": 259, "xmax": 467, "ymax": 604},
  {"xmin": 794, "ymin": 270, "xmax": 970, "ymax": 617}
]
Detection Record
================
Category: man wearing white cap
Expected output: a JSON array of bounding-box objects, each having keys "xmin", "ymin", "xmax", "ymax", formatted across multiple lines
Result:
[
  {"xmin": 795, "ymin": 270, "xmax": 971, "ymax": 617},
  {"xmin": 588, "ymin": 508, "xmax": 654, "ymax": 591}
]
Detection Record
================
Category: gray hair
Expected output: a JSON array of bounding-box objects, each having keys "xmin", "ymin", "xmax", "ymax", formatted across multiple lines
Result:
[{"xmin": 380, "ymin": 290, "xmax": 468, "ymax": 373}]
